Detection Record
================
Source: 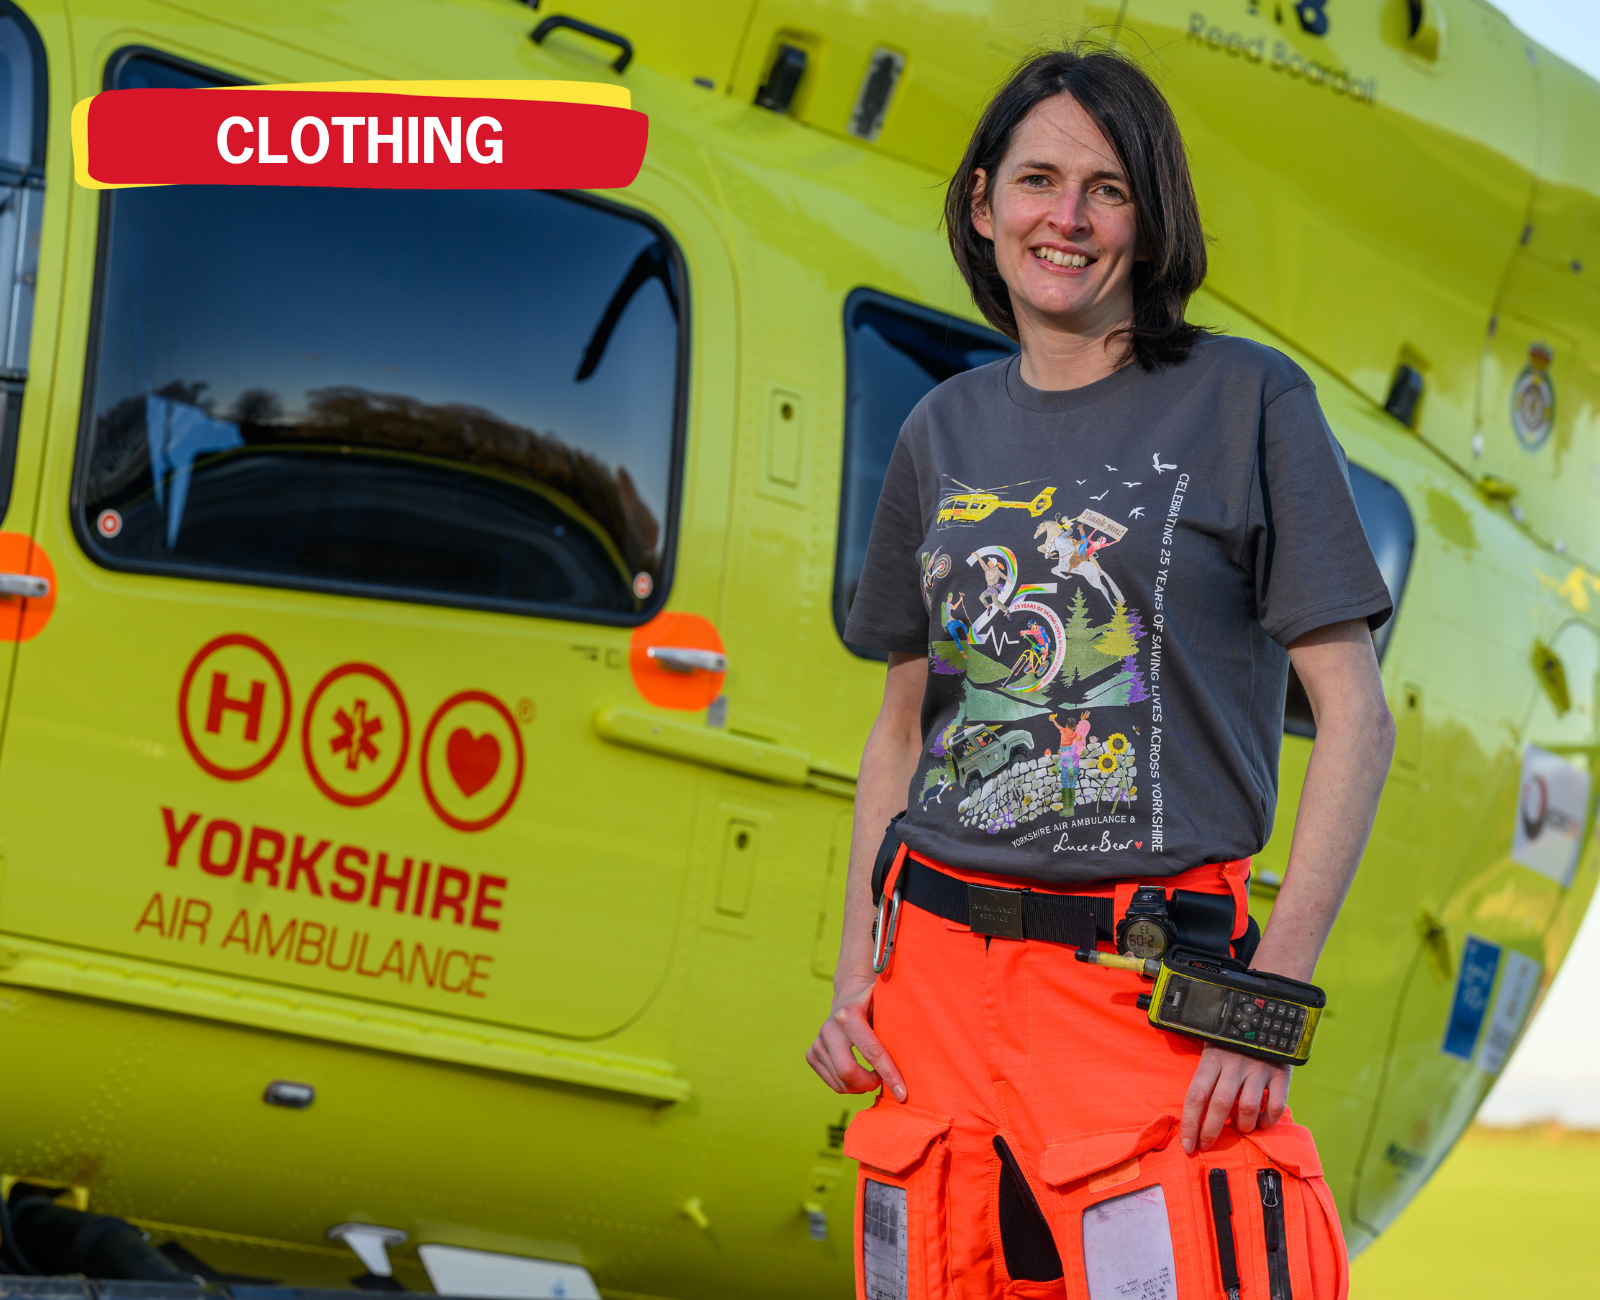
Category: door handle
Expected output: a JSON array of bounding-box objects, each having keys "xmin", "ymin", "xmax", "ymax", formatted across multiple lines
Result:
[
  {"xmin": 0, "ymin": 572, "xmax": 49, "ymax": 598},
  {"xmin": 647, "ymin": 645, "xmax": 727, "ymax": 674},
  {"xmin": 530, "ymin": 15, "xmax": 635, "ymax": 73}
]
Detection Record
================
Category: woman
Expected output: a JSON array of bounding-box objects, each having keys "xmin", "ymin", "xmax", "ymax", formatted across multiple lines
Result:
[{"xmin": 806, "ymin": 46, "xmax": 1394, "ymax": 1300}]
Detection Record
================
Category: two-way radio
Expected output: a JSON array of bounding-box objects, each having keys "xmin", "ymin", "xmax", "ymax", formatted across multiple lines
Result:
[{"xmin": 1075, "ymin": 946, "xmax": 1325, "ymax": 1067}]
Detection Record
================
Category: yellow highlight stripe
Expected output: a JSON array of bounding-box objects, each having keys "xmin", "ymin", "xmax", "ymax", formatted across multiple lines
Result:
[
  {"xmin": 246, "ymin": 80, "xmax": 631, "ymax": 107},
  {"xmin": 71, "ymin": 98, "xmax": 93, "ymax": 189},
  {"xmin": 72, "ymin": 80, "xmax": 629, "ymax": 190}
]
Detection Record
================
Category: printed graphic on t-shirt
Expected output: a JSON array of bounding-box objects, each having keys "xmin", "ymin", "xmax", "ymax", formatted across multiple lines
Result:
[
  {"xmin": 844, "ymin": 340, "xmax": 1394, "ymax": 880},
  {"xmin": 904, "ymin": 458, "xmax": 1187, "ymax": 856}
]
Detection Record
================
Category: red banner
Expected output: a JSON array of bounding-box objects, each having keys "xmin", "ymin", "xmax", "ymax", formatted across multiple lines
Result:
[{"xmin": 73, "ymin": 86, "xmax": 648, "ymax": 190}]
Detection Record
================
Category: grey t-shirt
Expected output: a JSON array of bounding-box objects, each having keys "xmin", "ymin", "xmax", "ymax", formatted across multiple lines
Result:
[{"xmin": 845, "ymin": 334, "xmax": 1391, "ymax": 883}]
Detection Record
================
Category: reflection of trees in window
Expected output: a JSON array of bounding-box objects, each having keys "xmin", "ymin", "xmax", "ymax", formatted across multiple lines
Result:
[
  {"xmin": 86, "ymin": 382, "xmax": 660, "ymax": 583},
  {"xmin": 231, "ymin": 387, "xmax": 282, "ymax": 425}
]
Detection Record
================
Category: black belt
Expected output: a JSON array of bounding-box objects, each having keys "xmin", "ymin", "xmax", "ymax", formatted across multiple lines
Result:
[{"xmin": 898, "ymin": 857, "xmax": 1115, "ymax": 948}]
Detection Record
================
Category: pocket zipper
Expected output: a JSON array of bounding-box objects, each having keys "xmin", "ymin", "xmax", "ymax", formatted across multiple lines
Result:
[{"xmin": 1257, "ymin": 1169, "xmax": 1293, "ymax": 1300}]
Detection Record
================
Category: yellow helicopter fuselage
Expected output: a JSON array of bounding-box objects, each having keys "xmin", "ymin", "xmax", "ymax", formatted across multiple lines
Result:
[{"xmin": 0, "ymin": 0, "xmax": 1595, "ymax": 1294}]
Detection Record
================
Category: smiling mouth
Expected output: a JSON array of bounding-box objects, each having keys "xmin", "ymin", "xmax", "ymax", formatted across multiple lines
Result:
[{"xmin": 1033, "ymin": 247, "xmax": 1092, "ymax": 269}]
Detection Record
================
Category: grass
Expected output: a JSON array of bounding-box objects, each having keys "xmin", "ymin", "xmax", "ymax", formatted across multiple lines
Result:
[{"xmin": 1350, "ymin": 1124, "xmax": 1600, "ymax": 1297}]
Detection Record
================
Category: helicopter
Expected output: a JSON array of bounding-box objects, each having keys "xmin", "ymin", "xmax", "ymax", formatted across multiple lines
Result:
[
  {"xmin": 0, "ymin": 0, "xmax": 1596, "ymax": 1296},
  {"xmin": 934, "ymin": 480, "xmax": 1057, "ymax": 525}
]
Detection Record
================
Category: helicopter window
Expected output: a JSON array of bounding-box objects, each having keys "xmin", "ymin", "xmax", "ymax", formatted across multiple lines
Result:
[
  {"xmin": 103, "ymin": 49, "xmax": 246, "ymax": 91},
  {"xmin": 76, "ymin": 55, "xmax": 685, "ymax": 622},
  {"xmin": 0, "ymin": 2, "xmax": 45, "ymax": 526},
  {"xmin": 1283, "ymin": 462, "xmax": 1414, "ymax": 737},
  {"xmin": 836, "ymin": 289, "xmax": 1016, "ymax": 656}
]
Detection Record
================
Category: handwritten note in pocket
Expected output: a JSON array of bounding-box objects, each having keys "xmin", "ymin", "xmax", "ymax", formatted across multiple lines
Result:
[{"xmin": 1082, "ymin": 1183, "xmax": 1176, "ymax": 1300}]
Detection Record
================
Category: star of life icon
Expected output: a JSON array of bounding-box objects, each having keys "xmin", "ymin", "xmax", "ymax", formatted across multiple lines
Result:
[
  {"xmin": 331, "ymin": 698, "xmax": 384, "ymax": 771},
  {"xmin": 302, "ymin": 663, "xmax": 411, "ymax": 807}
]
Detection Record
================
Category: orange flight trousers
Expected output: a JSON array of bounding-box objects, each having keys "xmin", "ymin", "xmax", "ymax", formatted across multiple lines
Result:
[{"xmin": 845, "ymin": 851, "xmax": 1349, "ymax": 1300}]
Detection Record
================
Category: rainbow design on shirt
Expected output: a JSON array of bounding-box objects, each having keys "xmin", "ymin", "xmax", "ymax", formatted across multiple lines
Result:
[{"xmin": 1004, "ymin": 583, "xmax": 1067, "ymax": 692}]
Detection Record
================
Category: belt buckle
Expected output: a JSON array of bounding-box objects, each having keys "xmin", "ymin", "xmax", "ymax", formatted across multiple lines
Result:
[{"xmin": 967, "ymin": 884, "xmax": 1025, "ymax": 940}]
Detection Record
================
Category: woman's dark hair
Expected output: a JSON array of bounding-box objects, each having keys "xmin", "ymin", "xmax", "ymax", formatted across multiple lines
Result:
[{"xmin": 945, "ymin": 46, "xmax": 1208, "ymax": 369}]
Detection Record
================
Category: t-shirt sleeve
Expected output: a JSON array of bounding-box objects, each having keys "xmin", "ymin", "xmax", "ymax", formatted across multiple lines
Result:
[
  {"xmin": 843, "ymin": 430, "xmax": 930, "ymax": 655},
  {"xmin": 1245, "ymin": 378, "xmax": 1393, "ymax": 647}
]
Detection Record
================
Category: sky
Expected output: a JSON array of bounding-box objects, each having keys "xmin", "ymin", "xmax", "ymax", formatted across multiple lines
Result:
[
  {"xmin": 1488, "ymin": 2, "xmax": 1600, "ymax": 80},
  {"xmin": 1474, "ymin": 4, "xmax": 1600, "ymax": 1125}
]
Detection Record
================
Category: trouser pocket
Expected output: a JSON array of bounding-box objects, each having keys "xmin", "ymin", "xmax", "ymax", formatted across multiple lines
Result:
[
  {"xmin": 1207, "ymin": 1124, "xmax": 1349, "ymax": 1300},
  {"xmin": 844, "ymin": 1101, "xmax": 954, "ymax": 1300},
  {"xmin": 1038, "ymin": 1115, "xmax": 1209, "ymax": 1299},
  {"xmin": 1036, "ymin": 1116, "xmax": 1348, "ymax": 1300},
  {"xmin": 993, "ymin": 1134, "xmax": 1064, "ymax": 1288}
]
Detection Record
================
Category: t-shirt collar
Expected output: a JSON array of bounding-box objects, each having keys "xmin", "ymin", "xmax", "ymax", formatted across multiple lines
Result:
[{"xmin": 1002, "ymin": 350, "xmax": 1144, "ymax": 414}]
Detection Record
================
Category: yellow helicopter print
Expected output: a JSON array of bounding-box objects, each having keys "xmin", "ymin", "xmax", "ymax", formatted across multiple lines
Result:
[{"xmin": 936, "ymin": 479, "xmax": 1056, "ymax": 524}]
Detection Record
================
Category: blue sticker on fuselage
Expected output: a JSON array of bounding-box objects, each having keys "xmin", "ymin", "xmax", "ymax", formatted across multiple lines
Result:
[{"xmin": 1442, "ymin": 935, "xmax": 1502, "ymax": 1060}]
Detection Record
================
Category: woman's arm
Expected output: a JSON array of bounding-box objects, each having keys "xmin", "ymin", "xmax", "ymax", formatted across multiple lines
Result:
[
  {"xmin": 1180, "ymin": 618, "xmax": 1396, "ymax": 1153},
  {"xmin": 805, "ymin": 651, "xmax": 928, "ymax": 1103}
]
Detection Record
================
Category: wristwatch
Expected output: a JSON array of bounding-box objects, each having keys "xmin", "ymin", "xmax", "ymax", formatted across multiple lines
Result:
[{"xmin": 1116, "ymin": 885, "xmax": 1177, "ymax": 959}]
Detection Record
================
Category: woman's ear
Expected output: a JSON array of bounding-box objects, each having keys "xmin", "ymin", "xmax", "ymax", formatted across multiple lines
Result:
[{"xmin": 970, "ymin": 168, "xmax": 994, "ymax": 242}]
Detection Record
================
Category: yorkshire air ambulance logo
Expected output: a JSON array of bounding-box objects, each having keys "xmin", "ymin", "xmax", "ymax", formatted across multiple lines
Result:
[
  {"xmin": 1511, "ymin": 341, "xmax": 1555, "ymax": 451},
  {"xmin": 178, "ymin": 633, "xmax": 526, "ymax": 832}
]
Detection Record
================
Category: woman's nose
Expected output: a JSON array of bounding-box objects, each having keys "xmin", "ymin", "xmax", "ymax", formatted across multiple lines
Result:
[{"xmin": 1047, "ymin": 188, "xmax": 1092, "ymax": 235}]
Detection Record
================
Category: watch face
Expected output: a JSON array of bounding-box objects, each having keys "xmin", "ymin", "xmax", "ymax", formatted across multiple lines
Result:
[{"xmin": 1121, "ymin": 918, "xmax": 1169, "ymax": 959}]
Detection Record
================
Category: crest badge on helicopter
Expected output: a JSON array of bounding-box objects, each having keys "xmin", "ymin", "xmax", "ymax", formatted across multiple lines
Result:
[{"xmin": 1510, "ymin": 341, "xmax": 1556, "ymax": 450}]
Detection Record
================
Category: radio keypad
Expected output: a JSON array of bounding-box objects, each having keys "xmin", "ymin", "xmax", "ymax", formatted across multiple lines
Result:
[
  {"xmin": 1216, "ymin": 992, "xmax": 1304, "ymax": 1053},
  {"xmin": 1253, "ymin": 998, "xmax": 1305, "ymax": 1052}
]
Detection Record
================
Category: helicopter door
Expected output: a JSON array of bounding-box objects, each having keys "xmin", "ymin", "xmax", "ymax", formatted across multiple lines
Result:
[
  {"xmin": 0, "ymin": 7, "xmax": 48, "ymax": 716},
  {"xmin": 1348, "ymin": 619, "xmax": 1599, "ymax": 1238},
  {"xmin": 0, "ymin": 46, "xmax": 731, "ymax": 1058}
]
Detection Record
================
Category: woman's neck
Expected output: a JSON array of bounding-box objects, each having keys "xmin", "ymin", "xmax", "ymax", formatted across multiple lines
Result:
[{"xmin": 1014, "ymin": 298, "xmax": 1135, "ymax": 391}]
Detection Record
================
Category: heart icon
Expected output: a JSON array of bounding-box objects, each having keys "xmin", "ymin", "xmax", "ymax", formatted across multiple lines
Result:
[
  {"xmin": 1135, "ymin": 842, "xmax": 1143, "ymax": 849},
  {"xmin": 446, "ymin": 728, "xmax": 500, "ymax": 797}
]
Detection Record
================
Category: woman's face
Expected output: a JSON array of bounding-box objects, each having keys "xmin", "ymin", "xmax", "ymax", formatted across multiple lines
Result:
[{"xmin": 972, "ymin": 93, "xmax": 1144, "ymax": 335}]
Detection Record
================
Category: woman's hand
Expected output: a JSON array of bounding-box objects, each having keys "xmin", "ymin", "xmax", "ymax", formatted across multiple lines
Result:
[
  {"xmin": 1181, "ymin": 1044, "xmax": 1291, "ymax": 1154},
  {"xmin": 806, "ymin": 973, "xmax": 908, "ymax": 1102}
]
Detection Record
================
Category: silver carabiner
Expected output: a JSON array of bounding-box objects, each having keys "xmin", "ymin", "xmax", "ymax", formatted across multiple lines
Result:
[{"xmin": 871, "ymin": 876, "xmax": 904, "ymax": 974}]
